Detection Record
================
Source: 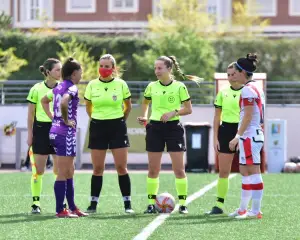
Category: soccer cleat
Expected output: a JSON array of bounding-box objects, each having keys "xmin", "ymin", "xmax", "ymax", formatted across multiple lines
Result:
[
  {"xmin": 56, "ymin": 209, "xmax": 78, "ymax": 218},
  {"xmin": 31, "ymin": 204, "xmax": 41, "ymax": 214},
  {"xmin": 206, "ymin": 206, "xmax": 224, "ymax": 215},
  {"xmin": 235, "ymin": 211, "xmax": 248, "ymax": 219},
  {"xmin": 125, "ymin": 208, "xmax": 135, "ymax": 214},
  {"xmin": 124, "ymin": 201, "xmax": 134, "ymax": 213},
  {"xmin": 21, "ymin": 166, "xmax": 30, "ymax": 172},
  {"xmin": 247, "ymin": 210, "xmax": 263, "ymax": 219},
  {"xmin": 71, "ymin": 208, "xmax": 89, "ymax": 217},
  {"xmin": 228, "ymin": 209, "xmax": 247, "ymax": 218},
  {"xmin": 144, "ymin": 204, "xmax": 157, "ymax": 214},
  {"xmin": 179, "ymin": 206, "xmax": 188, "ymax": 214},
  {"xmin": 86, "ymin": 205, "xmax": 97, "ymax": 213}
]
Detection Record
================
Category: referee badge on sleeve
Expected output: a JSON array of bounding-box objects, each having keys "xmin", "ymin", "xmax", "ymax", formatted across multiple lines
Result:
[{"xmin": 112, "ymin": 95, "xmax": 117, "ymax": 101}]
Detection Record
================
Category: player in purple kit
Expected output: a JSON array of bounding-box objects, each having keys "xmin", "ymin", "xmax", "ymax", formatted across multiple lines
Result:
[{"xmin": 42, "ymin": 57, "xmax": 88, "ymax": 218}]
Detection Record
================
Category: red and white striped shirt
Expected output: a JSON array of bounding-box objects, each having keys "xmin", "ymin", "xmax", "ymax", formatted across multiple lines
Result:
[{"xmin": 239, "ymin": 81, "xmax": 265, "ymax": 138}]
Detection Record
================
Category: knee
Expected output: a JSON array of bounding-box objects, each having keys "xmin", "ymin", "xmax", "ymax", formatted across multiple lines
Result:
[
  {"xmin": 148, "ymin": 168, "xmax": 160, "ymax": 178},
  {"xmin": 66, "ymin": 168, "xmax": 74, "ymax": 179},
  {"xmin": 57, "ymin": 168, "xmax": 68, "ymax": 178},
  {"xmin": 93, "ymin": 165, "xmax": 104, "ymax": 176},
  {"xmin": 173, "ymin": 169, "xmax": 186, "ymax": 179},
  {"xmin": 115, "ymin": 165, "xmax": 127, "ymax": 175},
  {"xmin": 219, "ymin": 169, "xmax": 230, "ymax": 178},
  {"xmin": 239, "ymin": 167, "xmax": 249, "ymax": 176},
  {"xmin": 240, "ymin": 171, "xmax": 248, "ymax": 177}
]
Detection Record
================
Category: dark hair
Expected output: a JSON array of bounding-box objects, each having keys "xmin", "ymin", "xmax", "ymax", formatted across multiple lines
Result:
[
  {"xmin": 62, "ymin": 57, "xmax": 81, "ymax": 80},
  {"xmin": 156, "ymin": 56, "xmax": 203, "ymax": 84},
  {"xmin": 235, "ymin": 53, "xmax": 259, "ymax": 77},
  {"xmin": 39, "ymin": 58, "xmax": 60, "ymax": 77}
]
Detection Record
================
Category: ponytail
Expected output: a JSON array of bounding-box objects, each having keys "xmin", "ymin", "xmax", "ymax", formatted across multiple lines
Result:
[{"xmin": 168, "ymin": 56, "xmax": 203, "ymax": 85}]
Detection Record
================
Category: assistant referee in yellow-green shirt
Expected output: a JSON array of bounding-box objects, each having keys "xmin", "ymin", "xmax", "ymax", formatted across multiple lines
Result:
[
  {"xmin": 206, "ymin": 62, "xmax": 243, "ymax": 215},
  {"xmin": 26, "ymin": 58, "xmax": 61, "ymax": 214}
]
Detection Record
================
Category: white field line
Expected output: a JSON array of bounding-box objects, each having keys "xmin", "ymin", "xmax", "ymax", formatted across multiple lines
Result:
[{"xmin": 133, "ymin": 174, "xmax": 237, "ymax": 240}]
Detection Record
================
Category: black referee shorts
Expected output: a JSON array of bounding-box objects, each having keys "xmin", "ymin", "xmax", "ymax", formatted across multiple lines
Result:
[
  {"xmin": 88, "ymin": 117, "xmax": 130, "ymax": 150},
  {"xmin": 218, "ymin": 122, "xmax": 239, "ymax": 153},
  {"xmin": 32, "ymin": 121, "xmax": 55, "ymax": 155},
  {"xmin": 146, "ymin": 120, "xmax": 186, "ymax": 152}
]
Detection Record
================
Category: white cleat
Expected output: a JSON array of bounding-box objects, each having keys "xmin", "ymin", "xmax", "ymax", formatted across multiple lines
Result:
[
  {"xmin": 246, "ymin": 210, "xmax": 263, "ymax": 219},
  {"xmin": 228, "ymin": 208, "xmax": 247, "ymax": 218},
  {"xmin": 235, "ymin": 211, "xmax": 248, "ymax": 219},
  {"xmin": 125, "ymin": 208, "xmax": 135, "ymax": 214}
]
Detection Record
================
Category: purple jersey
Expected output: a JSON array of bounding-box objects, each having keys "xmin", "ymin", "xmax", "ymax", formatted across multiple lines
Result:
[
  {"xmin": 49, "ymin": 80, "xmax": 79, "ymax": 136},
  {"xmin": 49, "ymin": 80, "xmax": 79, "ymax": 156}
]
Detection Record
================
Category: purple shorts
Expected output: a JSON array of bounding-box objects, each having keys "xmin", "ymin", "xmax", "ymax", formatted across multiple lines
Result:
[{"xmin": 49, "ymin": 132, "xmax": 76, "ymax": 157}]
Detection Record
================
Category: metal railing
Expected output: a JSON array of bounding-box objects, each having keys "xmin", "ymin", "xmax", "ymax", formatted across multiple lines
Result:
[
  {"xmin": 266, "ymin": 81, "xmax": 300, "ymax": 105},
  {"xmin": 0, "ymin": 80, "xmax": 300, "ymax": 105}
]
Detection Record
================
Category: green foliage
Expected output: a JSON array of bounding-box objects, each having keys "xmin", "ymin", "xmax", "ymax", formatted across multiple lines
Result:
[
  {"xmin": 56, "ymin": 36, "xmax": 128, "ymax": 101},
  {"xmin": 133, "ymin": 30, "xmax": 216, "ymax": 82},
  {"xmin": 133, "ymin": 30, "xmax": 216, "ymax": 103},
  {"xmin": 57, "ymin": 36, "xmax": 99, "ymax": 81},
  {"xmin": 0, "ymin": 32, "xmax": 147, "ymax": 81},
  {"xmin": 149, "ymin": 0, "xmax": 269, "ymax": 38},
  {"xmin": 213, "ymin": 39, "xmax": 300, "ymax": 81},
  {"xmin": 0, "ymin": 11, "xmax": 12, "ymax": 31},
  {"xmin": 0, "ymin": 46, "xmax": 28, "ymax": 80},
  {"xmin": 0, "ymin": 32, "xmax": 299, "ymax": 82}
]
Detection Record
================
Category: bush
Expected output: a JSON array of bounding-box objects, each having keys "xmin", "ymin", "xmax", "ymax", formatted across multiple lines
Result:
[
  {"xmin": 0, "ymin": 31, "xmax": 299, "ymax": 81},
  {"xmin": 213, "ymin": 39, "xmax": 300, "ymax": 81},
  {"xmin": 0, "ymin": 32, "xmax": 149, "ymax": 81},
  {"xmin": 133, "ymin": 31, "xmax": 216, "ymax": 82}
]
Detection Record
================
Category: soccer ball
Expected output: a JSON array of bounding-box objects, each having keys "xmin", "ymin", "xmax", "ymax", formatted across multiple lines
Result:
[
  {"xmin": 155, "ymin": 193, "xmax": 175, "ymax": 213},
  {"xmin": 283, "ymin": 162, "xmax": 297, "ymax": 173}
]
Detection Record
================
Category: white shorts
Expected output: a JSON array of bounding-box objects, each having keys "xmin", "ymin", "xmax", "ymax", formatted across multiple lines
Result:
[{"xmin": 239, "ymin": 134, "xmax": 264, "ymax": 165}]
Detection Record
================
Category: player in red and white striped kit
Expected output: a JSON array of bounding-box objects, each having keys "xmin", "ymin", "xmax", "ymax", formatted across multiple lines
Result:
[{"xmin": 228, "ymin": 53, "xmax": 265, "ymax": 219}]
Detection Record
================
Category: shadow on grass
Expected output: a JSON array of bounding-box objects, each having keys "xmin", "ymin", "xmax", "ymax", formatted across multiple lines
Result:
[
  {"xmin": 0, "ymin": 213, "xmax": 55, "ymax": 224},
  {"xmin": 87, "ymin": 213, "xmax": 157, "ymax": 220},
  {"xmin": 167, "ymin": 214, "xmax": 257, "ymax": 225}
]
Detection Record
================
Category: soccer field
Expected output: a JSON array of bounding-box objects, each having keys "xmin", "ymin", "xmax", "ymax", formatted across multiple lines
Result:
[{"xmin": 0, "ymin": 172, "xmax": 299, "ymax": 240}]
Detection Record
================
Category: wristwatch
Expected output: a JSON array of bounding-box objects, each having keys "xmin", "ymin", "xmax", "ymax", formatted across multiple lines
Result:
[{"xmin": 175, "ymin": 109, "xmax": 179, "ymax": 116}]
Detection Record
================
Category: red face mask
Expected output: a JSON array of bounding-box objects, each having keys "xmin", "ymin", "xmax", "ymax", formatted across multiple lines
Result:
[{"xmin": 99, "ymin": 68, "xmax": 113, "ymax": 78}]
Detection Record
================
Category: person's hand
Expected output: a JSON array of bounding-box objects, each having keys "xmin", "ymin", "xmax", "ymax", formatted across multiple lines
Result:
[
  {"xmin": 160, "ymin": 111, "xmax": 176, "ymax": 123},
  {"xmin": 229, "ymin": 137, "xmax": 239, "ymax": 151},
  {"xmin": 65, "ymin": 120, "xmax": 76, "ymax": 128},
  {"xmin": 27, "ymin": 132, "xmax": 33, "ymax": 147},
  {"xmin": 214, "ymin": 138, "xmax": 220, "ymax": 153},
  {"xmin": 137, "ymin": 116, "xmax": 147, "ymax": 126}
]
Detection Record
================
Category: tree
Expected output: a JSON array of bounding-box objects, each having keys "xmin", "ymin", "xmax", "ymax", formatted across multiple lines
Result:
[
  {"xmin": 134, "ymin": 31, "xmax": 215, "ymax": 81},
  {"xmin": 231, "ymin": 1, "xmax": 270, "ymax": 38},
  {"xmin": 57, "ymin": 36, "xmax": 99, "ymax": 81},
  {"xmin": 0, "ymin": 47, "xmax": 28, "ymax": 80},
  {"xmin": 0, "ymin": 11, "xmax": 12, "ymax": 31},
  {"xmin": 56, "ymin": 36, "xmax": 126, "ymax": 100},
  {"xmin": 133, "ymin": 30, "xmax": 217, "ymax": 103},
  {"xmin": 148, "ymin": 0, "xmax": 269, "ymax": 38}
]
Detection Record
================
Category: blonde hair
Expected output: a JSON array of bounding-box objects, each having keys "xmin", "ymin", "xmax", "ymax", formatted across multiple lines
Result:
[
  {"xmin": 227, "ymin": 62, "xmax": 236, "ymax": 69},
  {"xmin": 99, "ymin": 54, "xmax": 119, "ymax": 77},
  {"xmin": 157, "ymin": 56, "xmax": 203, "ymax": 85}
]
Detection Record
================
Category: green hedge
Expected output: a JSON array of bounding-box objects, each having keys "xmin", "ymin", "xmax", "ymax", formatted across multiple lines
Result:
[
  {"xmin": 0, "ymin": 31, "xmax": 299, "ymax": 81},
  {"xmin": 213, "ymin": 39, "xmax": 300, "ymax": 81},
  {"xmin": 0, "ymin": 32, "xmax": 149, "ymax": 81}
]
